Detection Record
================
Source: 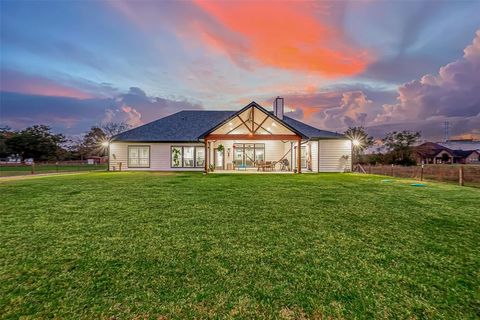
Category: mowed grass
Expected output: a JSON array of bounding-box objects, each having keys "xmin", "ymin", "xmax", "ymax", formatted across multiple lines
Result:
[
  {"xmin": 0, "ymin": 164, "xmax": 107, "ymax": 177},
  {"xmin": 1, "ymin": 172, "xmax": 479, "ymax": 319}
]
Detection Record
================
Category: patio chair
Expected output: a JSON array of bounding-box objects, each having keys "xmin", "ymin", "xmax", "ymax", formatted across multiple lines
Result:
[
  {"xmin": 256, "ymin": 160, "xmax": 265, "ymax": 171},
  {"xmin": 280, "ymin": 159, "xmax": 290, "ymax": 171},
  {"xmin": 265, "ymin": 161, "xmax": 273, "ymax": 171}
]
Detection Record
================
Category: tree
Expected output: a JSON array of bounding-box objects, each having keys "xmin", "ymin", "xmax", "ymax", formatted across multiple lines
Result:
[
  {"xmin": 0, "ymin": 126, "xmax": 13, "ymax": 158},
  {"xmin": 77, "ymin": 126, "xmax": 107, "ymax": 158},
  {"xmin": 100, "ymin": 121, "xmax": 131, "ymax": 139},
  {"xmin": 382, "ymin": 130, "xmax": 421, "ymax": 165},
  {"xmin": 344, "ymin": 126, "xmax": 375, "ymax": 163},
  {"xmin": 74, "ymin": 122, "xmax": 130, "ymax": 158},
  {"xmin": 5, "ymin": 125, "xmax": 66, "ymax": 161}
]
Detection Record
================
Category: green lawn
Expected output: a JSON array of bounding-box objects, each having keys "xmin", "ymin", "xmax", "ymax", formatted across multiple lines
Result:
[
  {"xmin": 1, "ymin": 172, "xmax": 479, "ymax": 319},
  {"xmin": 0, "ymin": 164, "xmax": 107, "ymax": 177}
]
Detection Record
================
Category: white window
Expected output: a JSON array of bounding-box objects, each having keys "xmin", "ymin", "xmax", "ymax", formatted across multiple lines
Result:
[
  {"xmin": 195, "ymin": 147, "xmax": 205, "ymax": 167},
  {"xmin": 171, "ymin": 146, "xmax": 205, "ymax": 168},
  {"xmin": 171, "ymin": 146, "xmax": 183, "ymax": 167},
  {"xmin": 128, "ymin": 146, "xmax": 150, "ymax": 168},
  {"xmin": 183, "ymin": 147, "xmax": 194, "ymax": 167}
]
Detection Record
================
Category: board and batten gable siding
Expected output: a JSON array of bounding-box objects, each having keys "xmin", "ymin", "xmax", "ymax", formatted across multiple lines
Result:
[
  {"xmin": 109, "ymin": 142, "xmax": 204, "ymax": 171},
  {"xmin": 318, "ymin": 139, "xmax": 352, "ymax": 172}
]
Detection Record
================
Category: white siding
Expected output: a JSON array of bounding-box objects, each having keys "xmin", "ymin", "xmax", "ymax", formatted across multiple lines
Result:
[
  {"xmin": 310, "ymin": 141, "xmax": 319, "ymax": 172},
  {"xmin": 318, "ymin": 139, "xmax": 352, "ymax": 172},
  {"xmin": 109, "ymin": 142, "xmax": 204, "ymax": 171}
]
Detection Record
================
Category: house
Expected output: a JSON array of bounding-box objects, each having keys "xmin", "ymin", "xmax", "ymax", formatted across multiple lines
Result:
[
  {"xmin": 413, "ymin": 142, "xmax": 480, "ymax": 164},
  {"xmin": 413, "ymin": 142, "xmax": 455, "ymax": 164},
  {"xmin": 86, "ymin": 156, "xmax": 108, "ymax": 165},
  {"xmin": 109, "ymin": 99, "xmax": 352, "ymax": 173},
  {"xmin": 452, "ymin": 150, "xmax": 480, "ymax": 164}
]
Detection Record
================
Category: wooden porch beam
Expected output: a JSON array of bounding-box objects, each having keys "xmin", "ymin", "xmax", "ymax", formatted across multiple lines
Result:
[
  {"xmin": 204, "ymin": 139, "xmax": 208, "ymax": 174},
  {"xmin": 206, "ymin": 134, "xmax": 301, "ymax": 141},
  {"xmin": 253, "ymin": 115, "xmax": 270, "ymax": 134},
  {"xmin": 236, "ymin": 115, "xmax": 252, "ymax": 134}
]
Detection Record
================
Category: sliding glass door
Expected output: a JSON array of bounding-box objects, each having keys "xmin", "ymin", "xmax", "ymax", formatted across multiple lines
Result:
[{"xmin": 233, "ymin": 143, "xmax": 265, "ymax": 168}]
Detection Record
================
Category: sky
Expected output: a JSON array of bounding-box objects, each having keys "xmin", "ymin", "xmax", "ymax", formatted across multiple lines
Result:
[{"xmin": 1, "ymin": 0, "xmax": 479, "ymax": 141}]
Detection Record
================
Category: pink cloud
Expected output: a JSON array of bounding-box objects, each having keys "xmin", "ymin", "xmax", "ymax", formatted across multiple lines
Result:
[
  {"xmin": 110, "ymin": 1, "xmax": 372, "ymax": 77},
  {"xmin": 193, "ymin": 1, "xmax": 371, "ymax": 76},
  {"xmin": 0, "ymin": 69, "xmax": 93, "ymax": 99}
]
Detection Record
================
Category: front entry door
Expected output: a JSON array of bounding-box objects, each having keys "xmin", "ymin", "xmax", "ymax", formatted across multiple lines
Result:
[{"xmin": 214, "ymin": 148, "xmax": 224, "ymax": 170}]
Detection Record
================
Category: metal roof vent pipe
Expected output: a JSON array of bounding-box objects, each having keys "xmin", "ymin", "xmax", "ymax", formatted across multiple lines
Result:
[{"xmin": 273, "ymin": 96, "xmax": 284, "ymax": 120}]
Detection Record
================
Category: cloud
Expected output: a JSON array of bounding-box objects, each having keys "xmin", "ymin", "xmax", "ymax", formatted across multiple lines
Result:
[
  {"xmin": 317, "ymin": 91, "xmax": 372, "ymax": 129},
  {"xmin": 0, "ymin": 69, "xmax": 94, "ymax": 99},
  {"xmin": 374, "ymin": 30, "xmax": 480, "ymax": 139},
  {"xmin": 192, "ymin": 1, "xmax": 371, "ymax": 76},
  {"xmin": 0, "ymin": 87, "xmax": 203, "ymax": 135},
  {"xmin": 111, "ymin": 0, "xmax": 371, "ymax": 77}
]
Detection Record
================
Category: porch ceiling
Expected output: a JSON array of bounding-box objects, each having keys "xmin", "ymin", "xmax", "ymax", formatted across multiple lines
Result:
[{"xmin": 204, "ymin": 103, "xmax": 302, "ymax": 141}]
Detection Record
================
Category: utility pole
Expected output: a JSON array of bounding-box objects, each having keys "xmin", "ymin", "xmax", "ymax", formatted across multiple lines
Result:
[{"xmin": 444, "ymin": 121, "xmax": 450, "ymax": 142}]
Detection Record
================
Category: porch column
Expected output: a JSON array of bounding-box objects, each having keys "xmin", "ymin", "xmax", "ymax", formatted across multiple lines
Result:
[
  {"xmin": 204, "ymin": 139, "xmax": 208, "ymax": 174},
  {"xmin": 297, "ymin": 139, "xmax": 301, "ymax": 174}
]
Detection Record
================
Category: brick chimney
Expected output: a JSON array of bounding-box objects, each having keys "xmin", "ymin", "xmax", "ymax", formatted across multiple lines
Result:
[{"xmin": 273, "ymin": 96, "xmax": 284, "ymax": 120}]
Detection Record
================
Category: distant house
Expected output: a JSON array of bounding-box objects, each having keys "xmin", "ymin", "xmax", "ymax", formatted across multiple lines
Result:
[
  {"xmin": 86, "ymin": 156, "xmax": 108, "ymax": 165},
  {"xmin": 413, "ymin": 142, "xmax": 480, "ymax": 164},
  {"xmin": 453, "ymin": 150, "xmax": 480, "ymax": 164},
  {"xmin": 109, "ymin": 99, "xmax": 352, "ymax": 173}
]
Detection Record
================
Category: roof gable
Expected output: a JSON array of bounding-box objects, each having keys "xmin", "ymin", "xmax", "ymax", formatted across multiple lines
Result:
[{"xmin": 200, "ymin": 102, "xmax": 305, "ymax": 138}]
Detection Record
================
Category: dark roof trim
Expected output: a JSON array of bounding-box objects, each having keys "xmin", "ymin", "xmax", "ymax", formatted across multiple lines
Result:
[{"xmin": 197, "ymin": 101, "xmax": 308, "ymax": 139}]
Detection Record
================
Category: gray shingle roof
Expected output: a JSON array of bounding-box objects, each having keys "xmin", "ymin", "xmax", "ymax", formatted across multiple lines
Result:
[
  {"xmin": 283, "ymin": 116, "xmax": 346, "ymax": 139},
  {"xmin": 112, "ymin": 110, "xmax": 235, "ymax": 142},
  {"xmin": 112, "ymin": 109, "xmax": 346, "ymax": 142}
]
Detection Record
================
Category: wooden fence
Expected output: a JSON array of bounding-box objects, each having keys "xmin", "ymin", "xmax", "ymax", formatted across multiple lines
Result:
[
  {"xmin": 356, "ymin": 164, "xmax": 480, "ymax": 188},
  {"xmin": 0, "ymin": 161, "xmax": 107, "ymax": 177}
]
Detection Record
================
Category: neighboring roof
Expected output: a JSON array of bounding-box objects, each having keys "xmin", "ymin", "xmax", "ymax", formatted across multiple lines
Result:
[
  {"xmin": 112, "ymin": 102, "xmax": 346, "ymax": 142},
  {"xmin": 414, "ymin": 142, "xmax": 480, "ymax": 159},
  {"xmin": 413, "ymin": 142, "xmax": 453, "ymax": 158},
  {"xmin": 452, "ymin": 149, "xmax": 479, "ymax": 158}
]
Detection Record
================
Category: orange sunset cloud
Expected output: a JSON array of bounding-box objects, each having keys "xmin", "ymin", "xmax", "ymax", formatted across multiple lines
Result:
[{"xmin": 194, "ymin": 1, "xmax": 371, "ymax": 76}]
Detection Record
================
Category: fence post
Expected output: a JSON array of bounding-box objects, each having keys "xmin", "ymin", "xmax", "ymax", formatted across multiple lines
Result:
[
  {"xmin": 459, "ymin": 166, "xmax": 464, "ymax": 186},
  {"xmin": 31, "ymin": 162, "xmax": 35, "ymax": 175},
  {"xmin": 420, "ymin": 164, "xmax": 424, "ymax": 181},
  {"xmin": 391, "ymin": 164, "xmax": 394, "ymax": 177}
]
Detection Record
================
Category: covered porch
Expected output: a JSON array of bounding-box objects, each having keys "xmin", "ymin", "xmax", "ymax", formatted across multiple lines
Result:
[
  {"xmin": 201, "ymin": 102, "xmax": 306, "ymax": 174},
  {"xmin": 204, "ymin": 138, "xmax": 304, "ymax": 173}
]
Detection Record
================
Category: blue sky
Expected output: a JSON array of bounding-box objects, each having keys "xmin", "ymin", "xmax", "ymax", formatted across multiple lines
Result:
[{"xmin": 1, "ymin": 0, "xmax": 479, "ymax": 140}]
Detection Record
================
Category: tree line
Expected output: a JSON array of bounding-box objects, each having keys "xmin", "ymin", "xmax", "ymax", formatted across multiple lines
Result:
[
  {"xmin": 345, "ymin": 127, "xmax": 421, "ymax": 166},
  {"xmin": 0, "ymin": 122, "xmax": 130, "ymax": 161},
  {"xmin": 1, "ymin": 123, "xmax": 420, "ymax": 165}
]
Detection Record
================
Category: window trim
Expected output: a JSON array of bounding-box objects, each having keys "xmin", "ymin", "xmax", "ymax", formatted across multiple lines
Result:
[
  {"xmin": 127, "ymin": 145, "xmax": 151, "ymax": 168},
  {"xmin": 171, "ymin": 145, "xmax": 205, "ymax": 168}
]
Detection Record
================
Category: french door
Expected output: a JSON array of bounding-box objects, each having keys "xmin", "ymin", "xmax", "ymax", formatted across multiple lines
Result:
[
  {"xmin": 233, "ymin": 143, "xmax": 265, "ymax": 168},
  {"xmin": 214, "ymin": 148, "xmax": 224, "ymax": 170}
]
